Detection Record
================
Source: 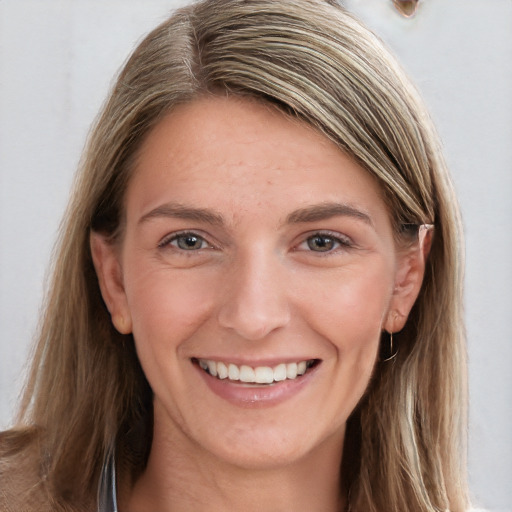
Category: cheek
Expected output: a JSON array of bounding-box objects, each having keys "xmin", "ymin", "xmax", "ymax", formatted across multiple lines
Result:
[
  {"xmin": 315, "ymin": 269, "xmax": 393, "ymax": 416},
  {"xmin": 296, "ymin": 264, "xmax": 394, "ymax": 351},
  {"xmin": 123, "ymin": 264, "xmax": 218, "ymax": 350}
]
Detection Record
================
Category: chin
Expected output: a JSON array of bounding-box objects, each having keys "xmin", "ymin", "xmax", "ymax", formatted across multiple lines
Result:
[{"xmin": 192, "ymin": 418, "xmax": 346, "ymax": 472}]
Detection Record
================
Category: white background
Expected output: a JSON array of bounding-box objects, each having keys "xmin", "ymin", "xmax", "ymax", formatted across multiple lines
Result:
[{"xmin": 0, "ymin": 0, "xmax": 510, "ymax": 510}]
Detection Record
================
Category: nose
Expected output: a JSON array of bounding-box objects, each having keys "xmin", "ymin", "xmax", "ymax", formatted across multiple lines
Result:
[{"xmin": 217, "ymin": 249, "xmax": 291, "ymax": 341}]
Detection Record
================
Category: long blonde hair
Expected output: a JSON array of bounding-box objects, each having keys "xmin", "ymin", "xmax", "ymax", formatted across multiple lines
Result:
[{"xmin": 3, "ymin": 1, "xmax": 468, "ymax": 510}]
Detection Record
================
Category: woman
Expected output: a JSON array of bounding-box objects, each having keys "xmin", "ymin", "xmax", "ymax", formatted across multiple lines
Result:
[{"xmin": 0, "ymin": 0, "xmax": 469, "ymax": 510}]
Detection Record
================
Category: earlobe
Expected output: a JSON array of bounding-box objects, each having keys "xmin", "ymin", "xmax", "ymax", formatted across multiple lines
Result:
[
  {"xmin": 111, "ymin": 313, "xmax": 132, "ymax": 335},
  {"xmin": 90, "ymin": 232, "xmax": 132, "ymax": 335}
]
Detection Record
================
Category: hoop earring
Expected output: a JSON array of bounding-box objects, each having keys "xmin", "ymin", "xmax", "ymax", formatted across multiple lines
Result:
[{"xmin": 380, "ymin": 331, "xmax": 398, "ymax": 362}]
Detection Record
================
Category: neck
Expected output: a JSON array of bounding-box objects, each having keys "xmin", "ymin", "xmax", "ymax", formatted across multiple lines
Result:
[{"xmin": 121, "ymin": 406, "xmax": 346, "ymax": 512}]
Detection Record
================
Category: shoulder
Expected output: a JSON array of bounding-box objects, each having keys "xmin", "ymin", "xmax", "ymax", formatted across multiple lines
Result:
[
  {"xmin": 0, "ymin": 428, "xmax": 58, "ymax": 512},
  {"xmin": 0, "ymin": 428, "xmax": 95, "ymax": 512}
]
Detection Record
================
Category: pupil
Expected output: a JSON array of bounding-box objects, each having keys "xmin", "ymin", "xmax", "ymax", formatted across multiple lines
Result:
[
  {"xmin": 178, "ymin": 235, "xmax": 201, "ymax": 250},
  {"xmin": 308, "ymin": 235, "xmax": 334, "ymax": 252}
]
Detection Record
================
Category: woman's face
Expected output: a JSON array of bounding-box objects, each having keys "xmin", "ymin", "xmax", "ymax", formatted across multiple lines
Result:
[{"xmin": 93, "ymin": 96, "xmax": 423, "ymax": 469}]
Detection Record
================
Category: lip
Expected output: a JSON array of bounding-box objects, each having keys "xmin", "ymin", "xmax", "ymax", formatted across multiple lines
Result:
[
  {"xmin": 192, "ymin": 358, "xmax": 321, "ymax": 408},
  {"xmin": 192, "ymin": 356, "xmax": 317, "ymax": 367}
]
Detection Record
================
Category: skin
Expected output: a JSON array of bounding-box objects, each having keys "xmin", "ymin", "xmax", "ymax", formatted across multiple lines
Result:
[{"xmin": 91, "ymin": 96, "xmax": 428, "ymax": 512}]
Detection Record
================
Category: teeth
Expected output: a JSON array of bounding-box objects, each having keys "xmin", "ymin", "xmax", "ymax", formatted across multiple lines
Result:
[
  {"xmin": 255, "ymin": 366, "xmax": 274, "ymax": 384},
  {"xmin": 286, "ymin": 363, "xmax": 297, "ymax": 379},
  {"xmin": 239, "ymin": 365, "xmax": 255, "ymax": 383},
  {"xmin": 228, "ymin": 363, "xmax": 240, "ymax": 381},
  {"xmin": 197, "ymin": 359, "xmax": 315, "ymax": 384},
  {"xmin": 273, "ymin": 363, "xmax": 287, "ymax": 382},
  {"xmin": 217, "ymin": 361, "xmax": 228, "ymax": 380},
  {"xmin": 207, "ymin": 360, "xmax": 217, "ymax": 377}
]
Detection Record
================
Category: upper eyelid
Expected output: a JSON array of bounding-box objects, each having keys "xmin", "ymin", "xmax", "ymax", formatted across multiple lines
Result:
[{"xmin": 302, "ymin": 230, "xmax": 353, "ymax": 243}]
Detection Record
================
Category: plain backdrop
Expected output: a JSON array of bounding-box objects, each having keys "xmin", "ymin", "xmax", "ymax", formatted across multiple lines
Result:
[{"xmin": 0, "ymin": 0, "xmax": 511, "ymax": 510}]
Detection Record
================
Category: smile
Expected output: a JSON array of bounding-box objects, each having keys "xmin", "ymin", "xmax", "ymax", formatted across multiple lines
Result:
[{"xmin": 194, "ymin": 358, "xmax": 319, "ymax": 385}]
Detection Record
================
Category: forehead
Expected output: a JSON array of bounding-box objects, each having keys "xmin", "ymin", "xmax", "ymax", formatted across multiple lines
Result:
[{"xmin": 126, "ymin": 96, "xmax": 388, "ymax": 227}]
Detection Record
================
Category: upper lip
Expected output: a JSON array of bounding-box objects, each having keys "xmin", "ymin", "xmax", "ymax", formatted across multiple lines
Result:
[{"xmin": 191, "ymin": 357, "xmax": 320, "ymax": 366}]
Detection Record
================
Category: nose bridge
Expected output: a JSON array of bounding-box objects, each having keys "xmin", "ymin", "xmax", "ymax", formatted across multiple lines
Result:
[{"xmin": 217, "ymin": 245, "xmax": 290, "ymax": 340}]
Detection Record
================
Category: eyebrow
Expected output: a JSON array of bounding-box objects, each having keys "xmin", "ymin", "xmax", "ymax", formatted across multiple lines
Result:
[
  {"xmin": 285, "ymin": 202, "xmax": 373, "ymax": 226},
  {"xmin": 138, "ymin": 202, "xmax": 224, "ymax": 225},
  {"xmin": 138, "ymin": 201, "xmax": 372, "ymax": 228}
]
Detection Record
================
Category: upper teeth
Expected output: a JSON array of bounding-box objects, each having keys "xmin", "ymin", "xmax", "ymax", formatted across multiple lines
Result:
[{"xmin": 197, "ymin": 359, "xmax": 313, "ymax": 384}]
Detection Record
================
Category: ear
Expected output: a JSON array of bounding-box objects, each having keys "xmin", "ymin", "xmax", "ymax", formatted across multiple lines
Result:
[
  {"xmin": 90, "ymin": 232, "xmax": 132, "ymax": 334},
  {"xmin": 384, "ymin": 226, "xmax": 433, "ymax": 333}
]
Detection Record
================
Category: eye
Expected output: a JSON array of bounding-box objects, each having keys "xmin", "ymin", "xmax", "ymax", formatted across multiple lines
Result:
[
  {"xmin": 296, "ymin": 232, "xmax": 352, "ymax": 253},
  {"xmin": 160, "ymin": 232, "xmax": 211, "ymax": 251},
  {"xmin": 307, "ymin": 234, "xmax": 337, "ymax": 252}
]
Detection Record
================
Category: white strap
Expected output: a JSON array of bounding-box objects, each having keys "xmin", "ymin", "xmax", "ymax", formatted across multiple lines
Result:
[{"xmin": 97, "ymin": 453, "xmax": 118, "ymax": 512}]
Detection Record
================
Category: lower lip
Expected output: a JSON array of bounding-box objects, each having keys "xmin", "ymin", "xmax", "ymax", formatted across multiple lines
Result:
[{"xmin": 194, "ymin": 362, "xmax": 319, "ymax": 408}]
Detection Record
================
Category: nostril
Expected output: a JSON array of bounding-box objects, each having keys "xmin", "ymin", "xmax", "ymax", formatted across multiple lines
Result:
[
  {"xmin": 216, "ymin": 258, "xmax": 291, "ymax": 340},
  {"xmin": 217, "ymin": 293, "xmax": 290, "ymax": 341}
]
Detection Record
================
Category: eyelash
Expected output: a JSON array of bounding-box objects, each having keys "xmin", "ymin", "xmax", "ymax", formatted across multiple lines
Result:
[
  {"xmin": 158, "ymin": 230, "xmax": 354, "ymax": 255},
  {"xmin": 295, "ymin": 231, "xmax": 354, "ymax": 254}
]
